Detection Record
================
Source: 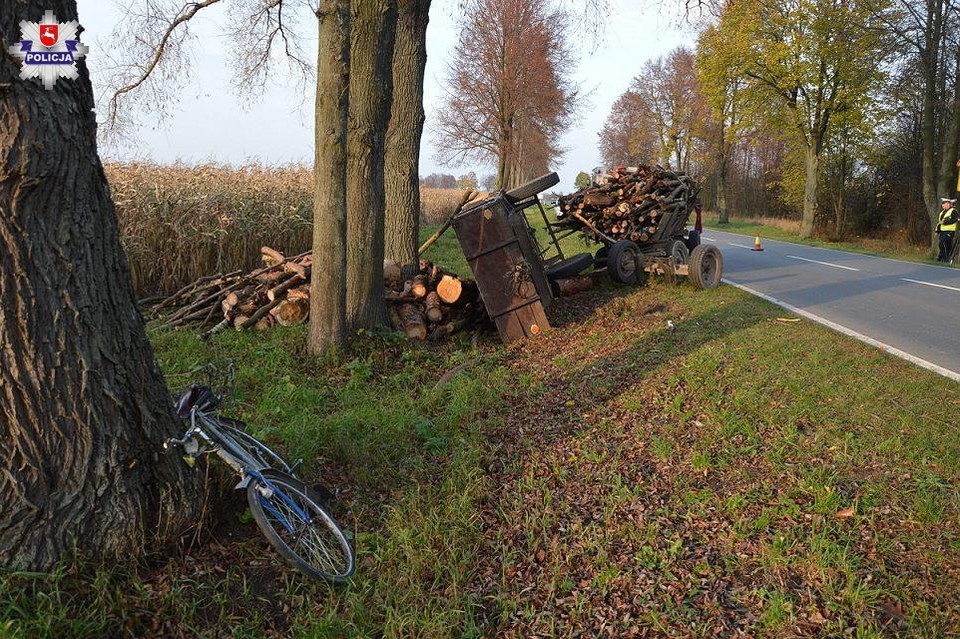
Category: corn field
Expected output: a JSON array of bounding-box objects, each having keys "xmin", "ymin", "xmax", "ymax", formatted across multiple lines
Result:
[{"xmin": 107, "ymin": 162, "xmax": 468, "ymax": 297}]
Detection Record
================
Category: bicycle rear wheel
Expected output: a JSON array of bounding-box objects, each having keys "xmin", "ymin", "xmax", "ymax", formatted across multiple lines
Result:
[{"xmin": 247, "ymin": 469, "xmax": 355, "ymax": 583}]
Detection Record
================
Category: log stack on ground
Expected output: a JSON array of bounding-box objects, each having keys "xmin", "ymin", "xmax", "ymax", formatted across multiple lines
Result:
[
  {"xmin": 148, "ymin": 247, "xmax": 487, "ymax": 342},
  {"xmin": 383, "ymin": 259, "xmax": 487, "ymax": 341},
  {"xmin": 557, "ymin": 165, "xmax": 698, "ymax": 243}
]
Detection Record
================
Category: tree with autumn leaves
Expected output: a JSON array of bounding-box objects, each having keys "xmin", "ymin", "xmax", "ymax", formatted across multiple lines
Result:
[{"xmin": 433, "ymin": 0, "xmax": 579, "ymax": 189}]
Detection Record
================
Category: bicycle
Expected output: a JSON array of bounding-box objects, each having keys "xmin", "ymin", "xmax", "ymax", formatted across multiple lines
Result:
[{"xmin": 165, "ymin": 382, "xmax": 355, "ymax": 583}]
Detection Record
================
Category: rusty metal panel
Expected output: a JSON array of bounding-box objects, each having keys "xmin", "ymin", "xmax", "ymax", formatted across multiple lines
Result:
[{"xmin": 453, "ymin": 194, "xmax": 551, "ymax": 344}]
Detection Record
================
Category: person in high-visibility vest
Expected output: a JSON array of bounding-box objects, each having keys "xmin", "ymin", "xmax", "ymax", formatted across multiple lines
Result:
[{"xmin": 937, "ymin": 197, "xmax": 958, "ymax": 262}]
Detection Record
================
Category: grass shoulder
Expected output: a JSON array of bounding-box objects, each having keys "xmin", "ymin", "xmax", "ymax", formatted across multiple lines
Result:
[
  {"xmin": 2, "ymin": 273, "xmax": 957, "ymax": 637},
  {"xmin": 707, "ymin": 217, "xmax": 938, "ymax": 264}
]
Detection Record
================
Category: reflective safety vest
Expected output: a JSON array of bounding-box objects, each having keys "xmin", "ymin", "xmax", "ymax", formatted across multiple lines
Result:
[{"xmin": 940, "ymin": 207, "xmax": 958, "ymax": 232}]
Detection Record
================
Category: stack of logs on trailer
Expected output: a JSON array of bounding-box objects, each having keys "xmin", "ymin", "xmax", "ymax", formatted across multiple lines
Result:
[
  {"xmin": 146, "ymin": 247, "xmax": 486, "ymax": 341},
  {"xmin": 557, "ymin": 165, "xmax": 698, "ymax": 242}
]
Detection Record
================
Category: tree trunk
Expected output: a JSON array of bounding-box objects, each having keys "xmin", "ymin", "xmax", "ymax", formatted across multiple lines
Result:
[
  {"xmin": 717, "ymin": 136, "xmax": 729, "ymax": 224},
  {"xmin": 346, "ymin": 0, "xmax": 398, "ymax": 329},
  {"xmin": 800, "ymin": 145, "xmax": 819, "ymax": 238},
  {"xmin": 937, "ymin": 44, "xmax": 960, "ymax": 204},
  {"xmin": 308, "ymin": 0, "xmax": 351, "ymax": 355},
  {"xmin": 384, "ymin": 0, "xmax": 430, "ymax": 274},
  {"xmin": 0, "ymin": 0, "xmax": 199, "ymax": 570},
  {"xmin": 921, "ymin": 9, "xmax": 944, "ymax": 250}
]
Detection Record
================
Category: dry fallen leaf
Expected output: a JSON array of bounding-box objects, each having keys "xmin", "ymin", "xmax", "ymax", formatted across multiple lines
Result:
[{"xmin": 835, "ymin": 506, "xmax": 855, "ymax": 519}]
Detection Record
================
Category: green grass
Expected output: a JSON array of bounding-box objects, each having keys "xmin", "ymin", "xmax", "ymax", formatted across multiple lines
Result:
[
  {"xmin": 706, "ymin": 217, "xmax": 939, "ymax": 264},
  {"xmin": 2, "ymin": 230, "xmax": 958, "ymax": 636}
]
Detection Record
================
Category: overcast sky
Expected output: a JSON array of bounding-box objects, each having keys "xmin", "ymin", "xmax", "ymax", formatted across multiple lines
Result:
[{"xmin": 74, "ymin": 0, "xmax": 691, "ymax": 191}]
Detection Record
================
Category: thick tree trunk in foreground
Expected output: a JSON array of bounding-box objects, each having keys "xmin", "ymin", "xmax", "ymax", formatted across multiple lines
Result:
[
  {"xmin": 800, "ymin": 145, "xmax": 819, "ymax": 239},
  {"xmin": 346, "ymin": 0, "xmax": 398, "ymax": 329},
  {"xmin": 0, "ymin": 0, "xmax": 199, "ymax": 570},
  {"xmin": 384, "ymin": 0, "xmax": 431, "ymax": 273},
  {"xmin": 308, "ymin": 0, "xmax": 351, "ymax": 354}
]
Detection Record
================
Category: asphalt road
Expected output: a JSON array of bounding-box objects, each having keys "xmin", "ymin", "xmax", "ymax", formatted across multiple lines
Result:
[{"xmin": 699, "ymin": 228, "xmax": 960, "ymax": 381}]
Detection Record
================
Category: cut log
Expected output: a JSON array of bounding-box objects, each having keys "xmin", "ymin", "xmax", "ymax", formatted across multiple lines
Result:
[
  {"xmin": 384, "ymin": 259, "xmax": 403, "ymax": 290},
  {"xmin": 425, "ymin": 291, "xmax": 443, "ymax": 322},
  {"xmin": 436, "ymin": 274, "xmax": 462, "ymax": 304},
  {"xmin": 287, "ymin": 285, "xmax": 310, "ymax": 301},
  {"xmin": 255, "ymin": 314, "xmax": 275, "ymax": 330},
  {"xmin": 284, "ymin": 261, "xmax": 308, "ymax": 279},
  {"xmin": 410, "ymin": 274, "xmax": 429, "ymax": 299},
  {"xmin": 397, "ymin": 303, "xmax": 427, "ymax": 340},
  {"xmin": 553, "ymin": 274, "xmax": 593, "ymax": 297},
  {"xmin": 261, "ymin": 246, "xmax": 285, "ymax": 267},
  {"xmin": 275, "ymin": 298, "xmax": 310, "ymax": 326},
  {"xmin": 267, "ymin": 274, "xmax": 305, "ymax": 302}
]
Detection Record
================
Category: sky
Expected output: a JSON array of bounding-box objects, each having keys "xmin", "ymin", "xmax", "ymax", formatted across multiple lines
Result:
[{"xmin": 74, "ymin": 0, "xmax": 692, "ymax": 192}]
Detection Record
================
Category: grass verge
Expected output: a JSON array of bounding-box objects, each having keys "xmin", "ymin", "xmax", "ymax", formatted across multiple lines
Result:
[
  {"xmin": 2, "ymin": 270, "xmax": 957, "ymax": 637},
  {"xmin": 706, "ymin": 217, "xmax": 938, "ymax": 265}
]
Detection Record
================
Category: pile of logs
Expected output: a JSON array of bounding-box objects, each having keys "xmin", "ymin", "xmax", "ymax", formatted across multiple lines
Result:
[
  {"xmin": 556, "ymin": 165, "xmax": 698, "ymax": 244},
  {"xmin": 383, "ymin": 259, "xmax": 487, "ymax": 341},
  {"xmin": 147, "ymin": 246, "xmax": 487, "ymax": 342},
  {"xmin": 147, "ymin": 248, "xmax": 314, "ymax": 337}
]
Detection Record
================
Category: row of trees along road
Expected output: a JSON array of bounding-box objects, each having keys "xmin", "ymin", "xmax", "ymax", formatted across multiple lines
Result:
[
  {"xmin": 601, "ymin": 0, "xmax": 960, "ymax": 248},
  {"xmin": 0, "ymin": 0, "xmax": 720, "ymax": 571}
]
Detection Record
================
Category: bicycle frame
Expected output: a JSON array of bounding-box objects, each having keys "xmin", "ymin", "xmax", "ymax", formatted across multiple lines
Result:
[{"xmin": 170, "ymin": 408, "xmax": 313, "ymax": 533}]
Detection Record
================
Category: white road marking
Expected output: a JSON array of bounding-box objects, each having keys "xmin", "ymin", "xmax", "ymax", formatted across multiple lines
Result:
[
  {"xmin": 901, "ymin": 277, "xmax": 960, "ymax": 293},
  {"xmin": 722, "ymin": 279, "xmax": 960, "ymax": 382},
  {"xmin": 728, "ymin": 242, "xmax": 754, "ymax": 250},
  {"xmin": 786, "ymin": 255, "xmax": 860, "ymax": 272},
  {"xmin": 703, "ymin": 236, "xmax": 717, "ymax": 242}
]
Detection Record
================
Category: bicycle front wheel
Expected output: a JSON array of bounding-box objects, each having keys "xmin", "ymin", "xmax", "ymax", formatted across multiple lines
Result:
[
  {"xmin": 247, "ymin": 469, "xmax": 355, "ymax": 583},
  {"xmin": 222, "ymin": 422, "xmax": 296, "ymax": 475}
]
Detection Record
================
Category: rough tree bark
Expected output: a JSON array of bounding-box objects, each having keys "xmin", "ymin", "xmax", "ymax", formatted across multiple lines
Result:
[
  {"xmin": 384, "ymin": 0, "xmax": 431, "ymax": 274},
  {"xmin": 308, "ymin": 0, "xmax": 351, "ymax": 354},
  {"xmin": 921, "ymin": 1, "xmax": 946, "ymax": 248},
  {"xmin": 346, "ymin": 0, "xmax": 398, "ymax": 329},
  {"xmin": 800, "ymin": 144, "xmax": 819, "ymax": 238},
  {"xmin": 937, "ymin": 43, "xmax": 960, "ymax": 205},
  {"xmin": 0, "ymin": 0, "xmax": 199, "ymax": 570}
]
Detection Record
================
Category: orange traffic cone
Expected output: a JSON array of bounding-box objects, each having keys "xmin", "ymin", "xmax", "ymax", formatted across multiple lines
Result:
[{"xmin": 752, "ymin": 235, "xmax": 764, "ymax": 251}]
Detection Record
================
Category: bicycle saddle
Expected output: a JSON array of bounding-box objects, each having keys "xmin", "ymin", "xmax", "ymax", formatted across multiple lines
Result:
[{"xmin": 175, "ymin": 385, "xmax": 220, "ymax": 418}]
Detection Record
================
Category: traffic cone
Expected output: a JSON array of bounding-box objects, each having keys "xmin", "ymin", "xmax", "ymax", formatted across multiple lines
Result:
[{"xmin": 752, "ymin": 235, "xmax": 764, "ymax": 251}]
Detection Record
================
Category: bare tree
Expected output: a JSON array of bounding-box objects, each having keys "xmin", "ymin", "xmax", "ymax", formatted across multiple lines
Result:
[
  {"xmin": 1, "ymin": 0, "xmax": 200, "ymax": 570},
  {"xmin": 434, "ymin": 0, "xmax": 578, "ymax": 189},
  {"xmin": 598, "ymin": 90, "xmax": 658, "ymax": 168}
]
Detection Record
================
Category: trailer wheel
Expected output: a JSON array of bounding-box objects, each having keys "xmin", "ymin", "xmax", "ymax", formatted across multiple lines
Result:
[
  {"xmin": 607, "ymin": 240, "xmax": 646, "ymax": 285},
  {"xmin": 504, "ymin": 172, "xmax": 560, "ymax": 203},
  {"xmin": 545, "ymin": 253, "xmax": 593, "ymax": 280},
  {"xmin": 593, "ymin": 246, "xmax": 609, "ymax": 267},
  {"xmin": 670, "ymin": 240, "xmax": 690, "ymax": 265},
  {"xmin": 689, "ymin": 244, "xmax": 723, "ymax": 289}
]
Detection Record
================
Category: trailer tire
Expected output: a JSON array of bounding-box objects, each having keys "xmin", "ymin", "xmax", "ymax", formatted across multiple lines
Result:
[
  {"xmin": 607, "ymin": 240, "xmax": 645, "ymax": 285},
  {"xmin": 689, "ymin": 244, "xmax": 723, "ymax": 289},
  {"xmin": 546, "ymin": 253, "xmax": 593, "ymax": 280},
  {"xmin": 594, "ymin": 246, "xmax": 609, "ymax": 266},
  {"xmin": 504, "ymin": 172, "xmax": 560, "ymax": 203},
  {"xmin": 670, "ymin": 240, "xmax": 690, "ymax": 265}
]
